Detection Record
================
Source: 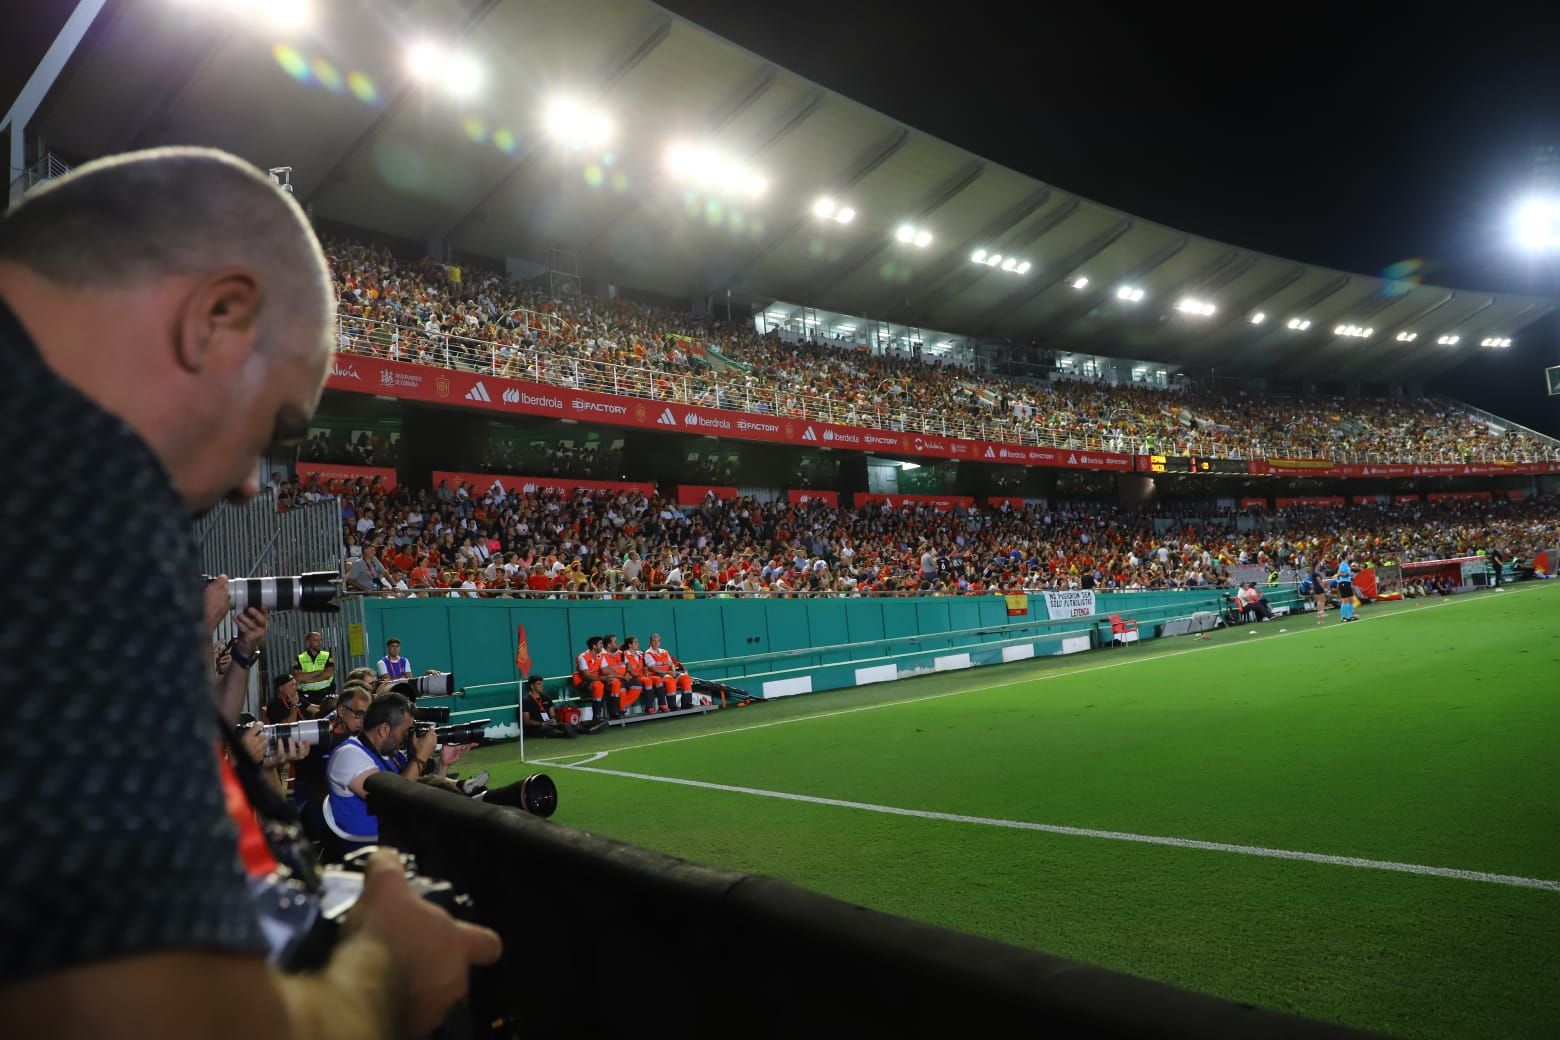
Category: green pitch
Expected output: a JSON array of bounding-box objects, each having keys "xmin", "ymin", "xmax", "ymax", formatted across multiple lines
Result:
[{"xmin": 465, "ymin": 583, "xmax": 1560, "ymax": 1039}]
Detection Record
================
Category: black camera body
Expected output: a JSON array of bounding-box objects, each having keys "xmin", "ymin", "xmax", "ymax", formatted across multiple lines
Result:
[{"xmin": 252, "ymin": 847, "xmax": 470, "ymax": 972}]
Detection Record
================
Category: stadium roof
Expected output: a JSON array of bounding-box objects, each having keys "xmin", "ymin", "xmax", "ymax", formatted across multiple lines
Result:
[{"xmin": 18, "ymin": 0, "xmax": 1554, "ymax": 380}]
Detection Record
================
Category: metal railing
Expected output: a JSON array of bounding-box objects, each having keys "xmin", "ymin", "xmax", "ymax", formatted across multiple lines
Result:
[{"xmin": 331, "ymin": 315, "xmax": 1560, "ymax": 465}]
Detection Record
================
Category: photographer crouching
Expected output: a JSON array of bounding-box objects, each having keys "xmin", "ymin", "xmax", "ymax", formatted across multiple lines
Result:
[{"xmin": 0, "ymin": 147, "xmax": 498, "ymax": 1040}]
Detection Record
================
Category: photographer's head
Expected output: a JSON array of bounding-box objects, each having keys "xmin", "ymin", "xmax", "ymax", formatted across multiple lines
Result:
[
  {"xmin": 273, "ymin": 673, "xmax": 298, "ymax": 706},
  {"xmin": 0, "ymin": 147, "xmax": 335, "ymax": 513},
  {"xmin": 336, "ymin": 685, "xmax": 372, "ymax": 735},
  {"xmin": 362, "ymin": 692, "xmax": 415, "ymax": 755}
]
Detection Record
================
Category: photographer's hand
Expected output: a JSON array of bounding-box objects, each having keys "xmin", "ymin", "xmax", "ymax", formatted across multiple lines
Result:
[
  {"xmin": 410, "ymin": 725, "xmax": 438, "ymax": 767},
  {"xmin": 333, "ymin": 849, "xmax": 502, "ymax": 1040},
  {"xmin": 202, "ymin": 575, "xmax": 231, "ymax": 636},
  {"xmin": 439, "ymin": 742, "xmax": 475, "ymax": 766},
  {"xmin": 233, "ymin": 604, "xmax": 267, "ymax": 655},
  {"xmin": 239, "ymin": 724, "xmax": 267, "ymax": 765}
]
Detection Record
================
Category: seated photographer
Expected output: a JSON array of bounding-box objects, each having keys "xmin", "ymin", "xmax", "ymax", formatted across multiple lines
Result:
[
  {"xmin": 292, "ymin": 684, "xmax": 373, "ymax": 843},
  {"xmin": 323, "ymin": 692, "xmax": 473, "ymax": 859},
  {"xmin": 264, "ymin": 673, "xmax": 310, "ymax": 724},
  {"xmin": 521, "ymin": 674, "xmax": 578, "ymax": 738}
]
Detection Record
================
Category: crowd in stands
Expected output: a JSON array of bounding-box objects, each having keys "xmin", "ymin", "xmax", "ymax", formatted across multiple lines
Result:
[
  {"xmin": 278, "ymin": 472, "xmax": 1559, "ymax": 599},
  {"xmin": 323, "ymin": 237, "xmax": 1559, "ymax": 464}
]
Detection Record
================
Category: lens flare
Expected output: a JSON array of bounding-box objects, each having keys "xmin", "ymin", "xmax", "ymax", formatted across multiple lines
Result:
[
  {"xmin": 493, "ymin": 128, "xmax": 517, "ymax": 154},
  {"xmin": 347, "ymin": 71, "xmax": 379, "ymax": 104},
  {"xmin": 272, "ymin": 44, "xmax": 310, "ymax": 82},
  {"xmin": 310, "ymin": 57, "xmax": 342, "ymax": 92},
  {"xmin": 461, "ymin": 115, "xmax": 487, "ymax": 143},
  {"xmin": 583, "ymin": 164, "xmax": 605, "ymax": 188},
  {"xmin": 608, "ymin": 170, "xmax": 628, "ymax": 193}
]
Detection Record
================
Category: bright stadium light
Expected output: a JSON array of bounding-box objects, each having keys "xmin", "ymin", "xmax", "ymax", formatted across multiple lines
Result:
[
  {"xmin": 895, "ymin": 224, "xmax": 932, "ymax": 247},
  {"xmin": 914, "ymin": 229, "xmax": 933, "ymax": 248},
  {"xmin": 1071, "ymin": 276, "xmax": 1089, "ymax": 289},
  {"xmin": 545, "ymin": 98, "xmax": 612, "ymax": 147},
  {"xmin": 1514, "ymin": 197, "xmax": 1560, "ymax": 252},
  {"xmin": 1286, "ymin": 317, "xmax": 1311, "ymax": 331},
  {"xmin": 1116, "ymin": 286, "xmax": 1145, "ymax": 303},
  {"xmin": 407, "ymin": 42, "xmax": 445, "ymax": 82},
  {"xmin": 1396, "ymin": 330, "xmax": 1418, "ymax": 342},
  {"xmin": 813, "ymin": 197, "xmax": 855, "ymax": 223},
  {"xmin": 445, "ymin": 53, "xmax": 482, "ymax": 99},
  {"xmin": 666, "ymin": 142, "xmax": 769, "ymax": 200},
  {"xmin": 1017, "ymin": 261, "xmax": 1031, "ymax": 274},
  {"xmin": 971, "ymin": 249, "xmax": 987, "ymax": 263},
  {"xmin": 259, "ymin": 0, "xmax": 313, "ymax": 32},
  {"xmin": 1249, "ymin": 311, "xmax": 1266, "ymax": 324},
  {"xmin": 1176, "ymin": 297, "xmax": 1216, "ymax": 316},
  {"xmin": 1437, "ymin": 334, "xmax": 1460, "ymax": 345},
  {"xmin": 895, "ymin": 224, "xmax": 915, "ymax": 243},
  {"xmin": 1481, "ymin": 336, "xmax": 1513, "ymax": 347}
]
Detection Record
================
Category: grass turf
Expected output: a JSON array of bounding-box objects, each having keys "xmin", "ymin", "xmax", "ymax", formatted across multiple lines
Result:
[{"xmin": 462, "ymin": 583, "xmax": 1560, "ymax": 1039}]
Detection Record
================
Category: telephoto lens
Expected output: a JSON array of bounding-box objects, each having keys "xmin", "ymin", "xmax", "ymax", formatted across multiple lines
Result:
[
  {"xmin": 212, "ymin": 571, "xmax": 341, "ymax": 613},
  {"xmin": 412, "ymin": 706, "xmax": 451, "ymax": 724},
  {"xmin": 264, "ymin": 718, "xmax": 332, "ymax": 753},
  {"xmin": 390, "ymin": 672, "xmax": 456, "ymax": 699},
  {"xmin": 435, "ymin": 719, "xmax": 491, "ymax": 746}
]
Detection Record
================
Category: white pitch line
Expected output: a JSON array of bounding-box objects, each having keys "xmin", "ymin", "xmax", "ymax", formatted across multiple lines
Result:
[
  {"xmin": 560, "ymin": 762, "xmax": 1560, "ymax": 893},
  {"xmin": 531, "ymin": 585, "xmax": 1543, "ymax": 765}
]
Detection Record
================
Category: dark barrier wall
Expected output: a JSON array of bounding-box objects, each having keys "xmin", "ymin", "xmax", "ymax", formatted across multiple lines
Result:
[{"xmin": 368, "ymin": 775, "xmax": 1389, "ymax": 1039}]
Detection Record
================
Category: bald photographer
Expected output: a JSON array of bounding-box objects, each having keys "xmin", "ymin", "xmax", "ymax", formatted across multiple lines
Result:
[{"xmin": 0, "ymin": 148, "xmax": 498, "ymax": 1040}]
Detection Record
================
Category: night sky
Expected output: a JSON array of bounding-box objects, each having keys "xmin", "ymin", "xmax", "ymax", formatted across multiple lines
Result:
[{"xmin": 6, "ymin": 2, "xmax": 1559, "ymax": 432}]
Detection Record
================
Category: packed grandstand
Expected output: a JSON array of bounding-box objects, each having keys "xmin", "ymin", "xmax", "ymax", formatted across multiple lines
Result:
[{"xmin": 323, "ymin": 237, "xmax": 1559, "ymax": 466}]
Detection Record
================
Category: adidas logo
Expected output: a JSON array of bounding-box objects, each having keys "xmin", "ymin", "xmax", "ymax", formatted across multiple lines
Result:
[
  {"xmin": 466, "ymin": 381, "xmax": 492, "ymax": 403},
  {"xmin": 802, "ymin": 426, "xmax": 817, "ymax": 441},
  {"xmin": 984, "ymin": 446, "xmax": 995, "ymax": 459},
  {"xmin": 501, "ymin": 388, "xmax": 519, "ymax": 404},
  {"xmin": 657, "ymin": 408, "xmax": 678, "ymax": 426},
  {"xmin": 1067, "ymin": 453, "xmax": 1078, "ymax": 465}
]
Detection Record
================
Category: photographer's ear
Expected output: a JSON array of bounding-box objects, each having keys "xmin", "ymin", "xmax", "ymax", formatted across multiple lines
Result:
[{"xmin": 174, "ymin": 268, "xmax": 263, "ymax": 376}]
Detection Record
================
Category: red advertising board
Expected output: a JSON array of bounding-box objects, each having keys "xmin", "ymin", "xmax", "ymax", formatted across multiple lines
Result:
[
  {"xmin": 856, "ymin": 492, "xmax": 975, "ymax": 512},
  {"xmin": 1351, "ymin": 495, "xmax": 1384, "ymax": 506},
  {"xmin": 295, "ymin": 462, "xmax": 397, "ymax": 491},
  {"xmin": 787, "ymin": 489, "xmax": 840, "ymax": 506},
  {"xmin": 1239, "ymin": 497, "xmax": 1268, "ymax": 510},
  {"xmin": 1393, "ymin": 494, "xmax": 1421, "ymax": 504},
  {"xmin": 1274, "ymin": 496, "xmax": 1346, "ymax": 508},
  {"xmin": 431, "ymin": 471, "xmax": 654, "ymax": 498},
  {"xmin": 1249, "ymin": 457, "xmax": 1560, "ymax": 478},
  {"xmin": 677, "ymin": 485, "xmax": 739, "ymax": 505},
  {"xmin": 324, "ymin": 356, "xmax": 1134, "ymax": 472},
  {"xmin": 984, "ymin": 496, "xmax": 1028, "ymax": 510},
  {"xmin": 1426, "ymin": 491, "xmax": 1493, "ymax": 501}
]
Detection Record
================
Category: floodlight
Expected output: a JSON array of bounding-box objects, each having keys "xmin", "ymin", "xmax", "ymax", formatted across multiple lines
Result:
[
  {"xmin": 986, "ymin": 253, "xmax": 1002, "ymax": 266},
  {"xmin": 407, "ymin": 42, "xmax": 444, "ymax": 82},
  {"xmin": 1437, "ymin": 334, "xmax": 1460, "ymax": 345},
  {"xmin": 445, "ymin": 53, "xmax": 482, "ymax": 99},
  {"xmin": 914, "ymin": 230, "xmax": 932, "ymax": 248},
  {"xmin": 745, "ymin": 174, "xmax": 768, "ymax": 198},
  {"xmin": 835, "ymin": 206, "xmax": 856, "ymax": 224},
  {"xmin": 1117, "ymin": 286, "xmax": 1144, "ymax": 302},
  {"xmin": 1515, "ymin": 197, "xmax": 1560, "ymax": 252},
  {"xmin": 1177, "ymin": 297, "xmax": 1215, "ymax": 316},
  {"xmin": 263, "ymin": 0, "xmax": 313, "ymax": 32},
  {"xmin": 1071, "ymin": 276, "xmax": 1089, "ymax": 289},
  {"xmin": 971, "ymin": 249, "xmax": 987, "ymax": 263},
  {"xmin": 1017, "ymin": 261, "xmax": 1031, "ymax": 274},
  {"xmin": 1286, "ymin": 317, "xmax": 1311, "ymax": 331},
  {"xmin": 895, "ymin": 225, "xmax": 916, "ymax": 243},
  {"xmin": 1396, "ymin": 331, "xmax": 1417, "ymax": 342},
  {"xmin": 545, "ymin": 99, "xmax": 613, "ymax": 146},
  {"xmin": 1249, "ymin": 312, "xmax": 1266, "ymax": 324},
  {"xmin": 815, "ymin": 198, "xmax": 837, "ymax": 219}
]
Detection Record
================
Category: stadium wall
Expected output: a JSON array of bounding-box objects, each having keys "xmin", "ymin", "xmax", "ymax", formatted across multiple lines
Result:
[{"xmin": 360, "ymin": 590, "xmax": 1249, "ymax": 731}]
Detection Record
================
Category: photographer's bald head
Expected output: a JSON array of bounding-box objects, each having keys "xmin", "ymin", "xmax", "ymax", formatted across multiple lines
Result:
[{"xmin": 0, "ymin": 146, "xmax": 335, "ymax": 512}]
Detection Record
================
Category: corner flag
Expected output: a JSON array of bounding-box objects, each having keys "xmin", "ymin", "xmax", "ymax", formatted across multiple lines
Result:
[{"xmin": 515, "ymin": 624, "xmax": 531, "ymax": 675}]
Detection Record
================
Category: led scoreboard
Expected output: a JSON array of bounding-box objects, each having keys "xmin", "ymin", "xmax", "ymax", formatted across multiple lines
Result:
[{"xmin": 1147, "ymin": 454, "xmax": 1246, "ymax": 475}]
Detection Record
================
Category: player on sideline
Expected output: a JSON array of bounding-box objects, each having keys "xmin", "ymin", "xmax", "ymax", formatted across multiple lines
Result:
[{"xmin": 1334, "ymin": 560, "xmax": 1357, "ymax": 623}]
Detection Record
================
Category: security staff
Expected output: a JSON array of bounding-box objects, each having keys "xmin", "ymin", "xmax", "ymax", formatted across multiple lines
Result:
[{"xmin": 293, "ymin": 629, "xmax": 335, "ymax": 705}]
